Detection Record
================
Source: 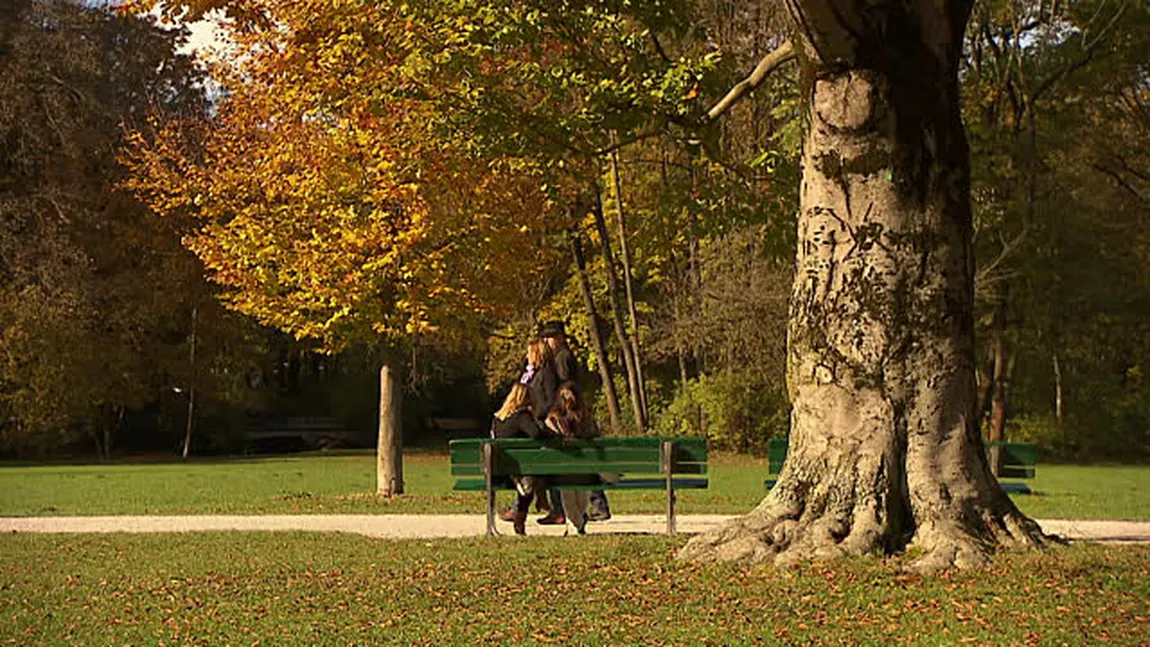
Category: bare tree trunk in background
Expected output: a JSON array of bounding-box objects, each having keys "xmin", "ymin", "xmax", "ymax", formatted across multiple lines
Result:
[
  {"xmin": 592, "ymin": 184, "xmax": 646, "ymax": 432},
  {"xmin": 106, "ymin": 406, "xmax": 122, "ymax": 461},
  {"xmin": 687, "ymin": 156, "xmax": 705, "ymax": 434},
  {"xmin": 377, "ymin": 364, "xmax": 403, "ymax": 496},
  {"xmin": 88, "ymin": 420, "xmax": 106, "ymax": 461},
  {"xmin": 988, "ymin": 286, "xmax": 1007, "ymax": 473},
  {"xmin": 182, "ymin": 306, "xmax": 197, "ymax": 459},
  {"xmin": 569, "ymin": 229, "xmax": 623, "ymax": 432},
  {"xmin": 976, "ymin": 345, "xmax": 994, "ymax": 429},
  {"xmin": 1052, "ymin": 353, "xmax": 1063, "ymax": 425},
  {"xmin": 609, "ymin": 143, "xmax": 649, "ymax": 416},
  {"xmin": 665, "ymin": 159, "xmax": 693, "ymax": 404},
  {"xmin": 681, "ymin": 0, "xmax": 1050, "ymax": 571}
]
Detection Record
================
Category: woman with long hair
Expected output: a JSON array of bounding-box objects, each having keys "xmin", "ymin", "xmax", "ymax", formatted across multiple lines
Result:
[
  {"xmin": 520, "ymin": 337, "xmax": 567, "ymax": 522},
  {"xmin": 490, "ymin": 383, "xmax": 549, "ymax": 535},
  {"xmin": 545, "ymin": 381, "xmax": 601, "ymax": 534},
  {"xmin": 491, "ymin": 383, "xmax": 543, "ymax": 440},
  {"xmin": 523, "ymin": 338, "xmax": 557, "ymax": 419}
]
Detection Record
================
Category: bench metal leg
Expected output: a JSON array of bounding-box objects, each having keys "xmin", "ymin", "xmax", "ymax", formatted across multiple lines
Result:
[
  {"xmin": 662, "ymin": 441, "xmax": 676, "ymax": 535},
  {"xmin": 483, "ymin": 442, "xmax": 497, "ymax": 537}
]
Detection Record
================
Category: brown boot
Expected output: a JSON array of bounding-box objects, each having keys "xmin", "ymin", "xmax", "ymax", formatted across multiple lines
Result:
[{"xmin": 513, "ymin": 511, "xmax": 527, "ymax": 536}]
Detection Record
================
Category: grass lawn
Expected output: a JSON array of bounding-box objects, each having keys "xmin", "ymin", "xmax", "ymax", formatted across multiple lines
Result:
[
  {"xmin": 1, "ymin": 533, "xmax": 1148, "ymax": 645},
  {"xmin": 1, "ymin": 450, "xmax": 1148, "ymax": 519}
]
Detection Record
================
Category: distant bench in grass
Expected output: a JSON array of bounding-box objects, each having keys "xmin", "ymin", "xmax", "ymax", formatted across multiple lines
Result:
[
  {"xmin": 449, "ymin": 437, "xmax": 708, "ymax": 535},
  {"xmin": 764, "ymin": 438, "xmax": 1036, "ymax": 494},
  {"xmin": 986, "ymin": 441, "xmax": 1038, "ymax": 494}
]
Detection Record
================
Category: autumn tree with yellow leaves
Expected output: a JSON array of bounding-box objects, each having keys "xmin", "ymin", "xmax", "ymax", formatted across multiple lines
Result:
[{"xmin": 124, "ymin": 0, "xmax": 563, "ymax": 493}]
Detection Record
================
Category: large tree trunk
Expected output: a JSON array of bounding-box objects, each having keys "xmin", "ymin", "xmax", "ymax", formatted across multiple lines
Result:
[
  {"xmin": 377, "ymin": 363, "xmax": 403, "ymax": 496},
  {"xmin": 681, "ymin": 0, "xmax": 1051, "ymax": 571}
]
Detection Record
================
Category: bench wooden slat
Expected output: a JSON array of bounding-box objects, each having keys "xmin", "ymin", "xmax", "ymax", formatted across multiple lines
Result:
[
  {"xmin": 1000, "ymin": 482, "xmax": 1032, "ymax": 494},
  {"xmin": 452, "ymin": 461, "xmax": 707, "ymax": 476},
  {"xmin": 452, "ymin": 446, "xmax": 696, "ymax": 466},
  {"xmin": 450, "ymin": 438, "xmax": 708, "ymax": 476},
  {"xmin": 450, "ymin": 437, "xmax": 707, "ymax": 462},
  {"xmin": 452, "ymin": 477, "xmax": 710, "ymax": 491}
]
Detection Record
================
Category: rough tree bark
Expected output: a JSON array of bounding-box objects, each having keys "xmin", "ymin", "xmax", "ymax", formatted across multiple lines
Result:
[
  {"xmin": 377, "ymin": 363, "xmax": 404, "ymax": 496},
  {"xmin": 680, "ymin": 0, "xmax": 1052, "ymax": 571}
]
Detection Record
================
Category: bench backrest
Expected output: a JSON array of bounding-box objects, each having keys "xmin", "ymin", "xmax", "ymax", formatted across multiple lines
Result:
[
  {"xmin": 767, "ymin": 438, "xmax": 788, "ymax": 475},
  {"xmin": 766, "ymin": 438, "xmax": 1036, "ymax": 479},
  {"xmin": 449, "ymin": 437, "xmax": 707, "ymax": 478},
  {"xmin": 986, "ymin": 441, "xmax": 1037, "ymax": 478}
]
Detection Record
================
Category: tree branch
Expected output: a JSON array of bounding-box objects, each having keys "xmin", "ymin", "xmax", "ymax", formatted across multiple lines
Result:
[
  {"xmin": 1092, "ymin": 162, "xmax": 1149, "ymax": 205},
  {"xmin": 1030, "ymin": 3, "xmax": 1127, "ymax": 104},
  {"xmin": 649, "ymin": 31, "xmax": 673, "ymax": 63},
  {"xmin": 590, "ymin": 122, "xmax": 664, "ymax": 157},
  {"xmin": 975, "ymin": 227, "xmax": 1027, "ymax": 296},
  {"xmin": 703, "ymin": 40, "xmax": 795, "ymax": 123}
]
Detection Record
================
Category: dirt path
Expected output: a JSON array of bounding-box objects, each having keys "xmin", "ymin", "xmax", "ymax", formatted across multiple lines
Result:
[{"xmin": 2, "ymin": 515, "xmax": 1148, "ymax": 542}]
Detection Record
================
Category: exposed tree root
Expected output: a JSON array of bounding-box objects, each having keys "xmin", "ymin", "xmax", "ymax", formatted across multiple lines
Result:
[
  {"xmin": 905, "ymin": 507, "xmax": 1061, "ymax": 572},
  {"xmin": 678, "ymin": 485, "xmax": 1060, "ymax": 571}
]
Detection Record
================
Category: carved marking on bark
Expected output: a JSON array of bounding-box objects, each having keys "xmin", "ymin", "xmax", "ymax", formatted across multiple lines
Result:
[{"xmin": 814, "ymin": 72, "xmax": 878, "ymax": 131}]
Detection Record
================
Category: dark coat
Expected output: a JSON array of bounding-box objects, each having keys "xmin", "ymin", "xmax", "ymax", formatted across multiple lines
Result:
[
  {"xmin": 552, "ymin": 343, "xmax": 580, "ymax": 387},
  {"xmin": 526, "ymin": 364, "xmax": 559, "ymax": 420},
  {"xmin": 491, "ymin": 409, "xmax": 551, "ymax": 496},
  {"xmin": 491, "ymin": 409, "xmax": 548, "ymax": 440}
]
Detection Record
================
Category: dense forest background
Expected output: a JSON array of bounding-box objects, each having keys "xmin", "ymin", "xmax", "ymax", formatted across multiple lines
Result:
[{"xmin": 2, "ymin": 0, "xmax": 1147, "ymax": 460}]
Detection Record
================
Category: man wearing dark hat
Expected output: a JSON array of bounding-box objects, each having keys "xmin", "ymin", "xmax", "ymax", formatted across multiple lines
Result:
[
  {"xmin": 540, "ymin": 321, "xmax": 579, "ymax": 387},
  {"xmin": 538, "ymin": 320, "xmax": 612, "ymax": 523}
]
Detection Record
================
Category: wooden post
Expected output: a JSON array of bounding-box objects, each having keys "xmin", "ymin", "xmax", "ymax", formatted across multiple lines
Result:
[
  {"xmin": 662, "ymin": 440, "xmax": 676, "ymax": 535},
  {"xmin": 483, "ymin": 441, "xmax": 497, "ymax": 537},
  {"xmin": 377, "ymin": 364, "xmax": 404, "ymax": 496}
]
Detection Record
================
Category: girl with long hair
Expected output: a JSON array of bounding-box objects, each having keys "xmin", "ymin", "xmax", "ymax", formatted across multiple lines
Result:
[
  {"xmin": 545, "ymin": 381, "xmax": 601, "ymax": 533},
  {"xmin": 523, "ymin": 338, "xmax": 557, "ymax": 419},
  {"xmin": 490, "ymin": 383, "xmax": 549, "ymax": 535}
]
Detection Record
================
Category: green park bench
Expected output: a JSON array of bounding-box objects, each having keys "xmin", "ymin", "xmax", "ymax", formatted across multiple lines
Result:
[
  {"xmin": 449, "ymin": 437, "xmax": 708, "ymax": 536},
  {"xmin": 764, "ymin": 438, "xmax": 1036, "ymax": 494},
  {"xmin": 764, "ymin": 437, "xmax": 788, "ymax": 490},
  {"xmin": 986, "ymin": 440, "xmax": 1037, "ymax": 494}
]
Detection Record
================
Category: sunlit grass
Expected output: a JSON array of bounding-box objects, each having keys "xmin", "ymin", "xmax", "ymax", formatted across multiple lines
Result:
[
  {"xmin": 1, "ymin": 533, "xmax": 1148, "ymax": 645},
  {"xmin": 1, "ymin": 450, "xmax": 1147, "ymax": 519}
]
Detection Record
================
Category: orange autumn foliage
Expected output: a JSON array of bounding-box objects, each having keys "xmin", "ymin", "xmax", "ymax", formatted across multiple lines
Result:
[{"xmin": 123, "ymin": 0, "xmax": 563, "ymax": 350}]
